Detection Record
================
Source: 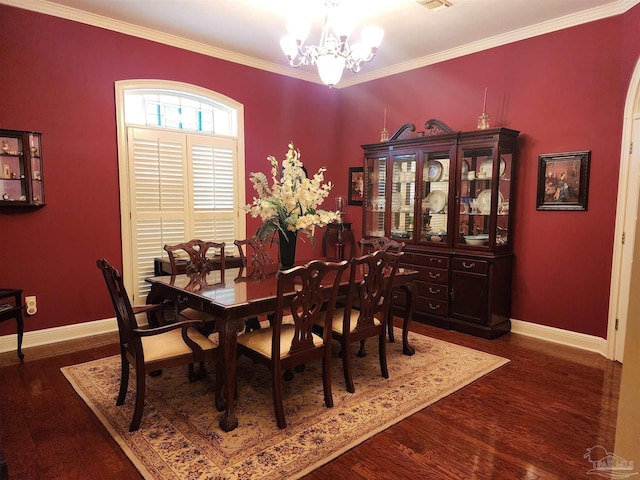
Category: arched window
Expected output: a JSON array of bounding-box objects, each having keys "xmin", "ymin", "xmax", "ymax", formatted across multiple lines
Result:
[{"xmin": 115, "ymin": 80, "xmax": 246, "ymax": 304}]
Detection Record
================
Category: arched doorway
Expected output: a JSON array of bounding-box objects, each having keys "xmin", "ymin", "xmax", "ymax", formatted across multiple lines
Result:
[{"xmin": 608, "ymin": 58, "xmax": 640, "ymax": 362}]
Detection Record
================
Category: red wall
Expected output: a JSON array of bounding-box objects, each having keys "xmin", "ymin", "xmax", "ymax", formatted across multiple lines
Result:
[
  {"xmin": 0, "ymin": 4, "xmax": 638, "ymax": 339},
  {"xmin": 0, "ymin": 5, "xmax": 341, "ymax": 334},
  {"xmin": 338, "ymin": 8, "xmax": 640, "ymax": 337}
]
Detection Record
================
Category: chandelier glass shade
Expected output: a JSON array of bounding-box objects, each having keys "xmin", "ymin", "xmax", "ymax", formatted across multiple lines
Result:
[{"xmin": 280, "ymin": 0, "xmax": 384, "ymax": 87}]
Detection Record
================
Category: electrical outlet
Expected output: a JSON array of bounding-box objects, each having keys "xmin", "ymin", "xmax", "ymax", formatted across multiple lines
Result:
[{"xmin": 25, "ymin": 295, "xmax": 37, "ymax": 315}]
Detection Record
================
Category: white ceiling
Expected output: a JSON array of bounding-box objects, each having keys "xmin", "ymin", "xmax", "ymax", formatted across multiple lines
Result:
[{"xmin": 4, "ymin": 0, "xmax": 637, "ymax": 87}]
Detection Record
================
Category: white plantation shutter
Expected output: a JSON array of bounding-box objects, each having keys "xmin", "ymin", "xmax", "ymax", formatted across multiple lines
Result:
[
  {"xmin": 127, "ymin": 127, "xmax": 240, "ymax": 304},
  {"xmin": 189, "ymin": 136, "xmax": 237, "ymax": 254}
]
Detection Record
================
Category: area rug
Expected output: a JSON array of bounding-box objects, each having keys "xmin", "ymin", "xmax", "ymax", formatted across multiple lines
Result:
[{"xmin": 61, "ymin": 329, "xmax": 508, "ymax": 480}]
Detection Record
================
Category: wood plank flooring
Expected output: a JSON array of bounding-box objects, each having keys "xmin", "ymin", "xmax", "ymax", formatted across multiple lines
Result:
[{"xmin": 0, "ymin": 321, "xmax": 621, "ymax": 479}]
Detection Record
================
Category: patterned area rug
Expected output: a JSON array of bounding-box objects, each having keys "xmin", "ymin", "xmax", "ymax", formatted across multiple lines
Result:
[{"xmin": 62, "ymin": 329, "xmax": 508, "ymax": 480}]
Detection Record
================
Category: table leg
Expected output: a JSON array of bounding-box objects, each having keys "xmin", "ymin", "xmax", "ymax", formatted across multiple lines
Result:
[
  {"xmin": 16, "ymin": 310, "xmax": 24, "ymax": 360},
  {"xmin": 217, "ymin": 317, "xmax": 245, "ymax": 432},
  {"xmin": 399, "ymin": 282, "xmax": 416, "ymax": 356}
]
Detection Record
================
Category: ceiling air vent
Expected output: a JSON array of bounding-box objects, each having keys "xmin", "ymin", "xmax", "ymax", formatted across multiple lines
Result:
[{"xmin": 417, "ymin": 0, "xmax": 453, "ymax": 11}]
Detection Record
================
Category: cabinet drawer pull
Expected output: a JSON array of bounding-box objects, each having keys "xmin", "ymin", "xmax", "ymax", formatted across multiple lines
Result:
[
  {"xmin": 429, "ymin": 257, "xmax": 442, "ymax": 264},
  {"xmin": 428, "ymin": 272, "xmax": 441, "ymax": 279},
  {"xmin": 428, "ymin": 303, "xmax": 440, "ymax": 311},
  {"xmin": 428, "ymin": 287, "xmax": 440, "ymax": 295},
  {"xmin": 462, "ymin": 262, "xmax": 475, "ymax": 269}
]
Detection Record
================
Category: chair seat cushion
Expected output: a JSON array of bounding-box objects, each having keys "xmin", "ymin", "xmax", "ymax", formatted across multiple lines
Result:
[
  {"xmin": 141, "ymin": 327, "xmax": 217, "ymax": 363},
  {"xmin": 317, "ymin": 308, "xmax": 381, "ymax": 335},
  {"xmin": 237, "ymin": 324, "xmax": 323, "ymax": 359}
]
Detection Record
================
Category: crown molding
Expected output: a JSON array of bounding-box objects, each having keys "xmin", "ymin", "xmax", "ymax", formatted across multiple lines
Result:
[
  {"xmin": 339, "ymin": 0, "xmax": 638, "ymax": 87},
  {"xmin": 0, "ymin": 0, "xmax": 320, "ymax": 83},
  {"xmin": 1, "ymin": 0, "xmax": 637, "ymax": 89}
]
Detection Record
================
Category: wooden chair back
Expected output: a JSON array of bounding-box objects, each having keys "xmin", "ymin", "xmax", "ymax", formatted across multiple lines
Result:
[
  {"xmin": 234, "ymin": 236, "xmax": 278, "ymax": 279},
  {"xmin": 274, "ymin": 260, "xmax": 348, "ymax": 359},
  {"xmin": 345, "ymin": 250, "xmax": 403, "ymax": 334},
  {"xmin": 359, "ymin": 236, "xmax": 405, "ymax": 255},
  {"xmin": 164, "ymin": 239, "xmax": 226, "ymax": 276},
  {"xmin": 96, "ymin": 258, "xmax": 139, "ymax": 352}
]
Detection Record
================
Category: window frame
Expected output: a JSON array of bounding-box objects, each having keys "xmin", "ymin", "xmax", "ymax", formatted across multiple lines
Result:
[{"xmin": 115, "ymin": 80, "xmax": 246, "ymax": 303}]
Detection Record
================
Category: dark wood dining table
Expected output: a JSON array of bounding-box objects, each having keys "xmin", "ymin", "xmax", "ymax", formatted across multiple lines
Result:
[{"xmin": 145, "ymin": 262, "xmax": 418, "ymax": 432}]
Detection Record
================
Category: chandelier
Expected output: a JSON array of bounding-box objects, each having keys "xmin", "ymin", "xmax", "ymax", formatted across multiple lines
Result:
[{"xmin": 279, "ymin": 0, "xmax": 384, "ymax": 87}]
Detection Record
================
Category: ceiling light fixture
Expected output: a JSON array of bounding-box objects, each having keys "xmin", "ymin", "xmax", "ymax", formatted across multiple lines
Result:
[{"xmin": 279, "ymin": 0, "xmax": 384, "ymax": 87}]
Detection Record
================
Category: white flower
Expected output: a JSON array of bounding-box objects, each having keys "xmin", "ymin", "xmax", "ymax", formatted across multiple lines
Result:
[{"xmin": 245, "ymin": 143, "xmax": 340, "ymax": 244}]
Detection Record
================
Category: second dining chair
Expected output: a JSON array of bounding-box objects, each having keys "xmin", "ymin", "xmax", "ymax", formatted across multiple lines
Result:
[
  {"xmin": 358, "ymin": 236, "xmax": 405, "ymax": 343},
  {"xmin": 317, "ymin": 250, "xmax": 402, "ymax": 393},
  {"xmin": 236, "ymin": 259, "xmax": 349, "ymax": 429}
]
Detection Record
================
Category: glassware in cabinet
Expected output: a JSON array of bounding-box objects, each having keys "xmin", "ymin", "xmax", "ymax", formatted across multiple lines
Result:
[
  {"xmin": 390, "ymin": 153, "xmax": 416, "ymax": 241},
  {"xmin": 420, "ymin": 152, "xmax": 450, "ymax": 245}
]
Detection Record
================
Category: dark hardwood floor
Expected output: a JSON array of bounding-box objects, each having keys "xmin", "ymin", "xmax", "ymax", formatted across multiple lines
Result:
[{"xmin": 0, "ymin": 320, "xmax": 620, "ymax": 479}]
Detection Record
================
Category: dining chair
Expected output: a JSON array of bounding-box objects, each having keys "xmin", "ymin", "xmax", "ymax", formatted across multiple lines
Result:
[
  {"xmin": 358, "ymin": 236, "xmax": 405, "ymax": 343},
  {"xmin": 234, "ymin": 236, "xmax": 279, "ymax": 278},
  {"xmin": 317, "ymin": 250, "xmax": 402, "ymax": 393},
  {"xmin": 164, "ymin": 239, "xmax": 226, "ymax": 322},
  {"xmin": 96, "ymin": 259, "xmax": 221, "ymax": 431},
  {"xmin": 234, "ymin": 236, "xmax": 279, "ymax": 332},
  {"xmin": 236, "ymin": 259, "xmax": 349, "ymax": 429}
]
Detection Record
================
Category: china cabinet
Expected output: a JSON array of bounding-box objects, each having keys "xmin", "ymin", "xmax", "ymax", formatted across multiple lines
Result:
[
  {"xmin": 362, "ymin": 119, "xmax": 519, "ymax": 338},
  {"xmin": 0, "ymin": 128, "xmax": 45, "ymax": 209}
]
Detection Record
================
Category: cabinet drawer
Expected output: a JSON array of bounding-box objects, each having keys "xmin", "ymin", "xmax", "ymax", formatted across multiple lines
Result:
[
  {"xmin": 414, "ymin": 266, "xmax": 448, "ymax": 284},
  {"xmin": 403, "ymin": 252, "xmax": 449, "ymax": 269},
  {"xmin": 416, "ymin": 296, "xmax": 448, "ymax": 316},
  {"xmin": 416, "ymin": 280, "xmax": 448, "ymax": 301},
  {"xmin": 452, "ymin": 257, "xmax": 488, "ymax": 274}
]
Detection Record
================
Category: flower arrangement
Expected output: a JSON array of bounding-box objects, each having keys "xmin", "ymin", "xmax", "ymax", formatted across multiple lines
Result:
[{"xmin": 246, "ymin": 143, "xmax": 340, "ymax": 244}]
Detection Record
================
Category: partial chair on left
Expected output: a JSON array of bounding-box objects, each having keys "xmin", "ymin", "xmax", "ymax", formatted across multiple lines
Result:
[{"xmin": 96, "ymin": 259, "xmax": 221, "ymax": 432}]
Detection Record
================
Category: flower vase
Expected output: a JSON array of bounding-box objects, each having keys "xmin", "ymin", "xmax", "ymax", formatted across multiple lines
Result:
[{"xmin": 278, "ymin": 230, "xmax": 298, "ymax": 269}]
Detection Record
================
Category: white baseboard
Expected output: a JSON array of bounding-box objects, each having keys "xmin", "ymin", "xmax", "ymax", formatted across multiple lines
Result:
[
  {"xmin": 0, "ymin": 317, "xmax": 118, "ymax": 355},
  {"xmin": 0, "ymin": 316, "xmax": 609, "ymax": 358},
  {"xmin": 510, "ymin": 318, "xmax": 608, "ymax": 357}
]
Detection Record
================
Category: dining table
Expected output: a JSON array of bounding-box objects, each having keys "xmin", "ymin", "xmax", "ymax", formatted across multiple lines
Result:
[{"xmin": 145, "ymin": 261, "xmax": 418, "ymax": 432}]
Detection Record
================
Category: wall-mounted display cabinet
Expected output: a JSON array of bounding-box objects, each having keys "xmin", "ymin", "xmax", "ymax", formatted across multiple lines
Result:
[
  {"xmin": 362, "ymin": 119, "xmax": 519, "ymax": 338},
  {"xmin": 0, "ymin": 128, "xmax": 45, "ymax": 209}
]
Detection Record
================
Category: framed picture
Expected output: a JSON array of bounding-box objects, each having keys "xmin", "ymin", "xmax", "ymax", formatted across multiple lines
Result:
[
  {"xmin": 348, "ymin": 167, "xmax": 364, "ymax": 206},
  {"xmin": 536, "ymin": 151, "xmax": 591, "ymax": 211}
]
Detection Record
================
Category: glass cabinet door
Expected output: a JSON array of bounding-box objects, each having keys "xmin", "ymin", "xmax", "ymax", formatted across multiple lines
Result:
[
  {"xmin": 390, "ymin": 153, "xmax": 416, "ymax": 241},
  {"xmin": 364, "ymin": 156, "xmax": 387, "ymax": 237},
  {"xmin": 0, "ymin": 133, "xmax": 26, "ymax": 202},
  {"xmin": 28, "ymin": 133, "xmax": 44, "ymax": 205},
  {"xmin": 419, "ymin": 152, "xmax": 450, "ymax": 244},
  {"xmin": 496, "ymin": 150, "xmax": 513, "ymax": 246},
  {"xmin": 458, "ymin": 147, "xmax": 495, "ymax": 247}
]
